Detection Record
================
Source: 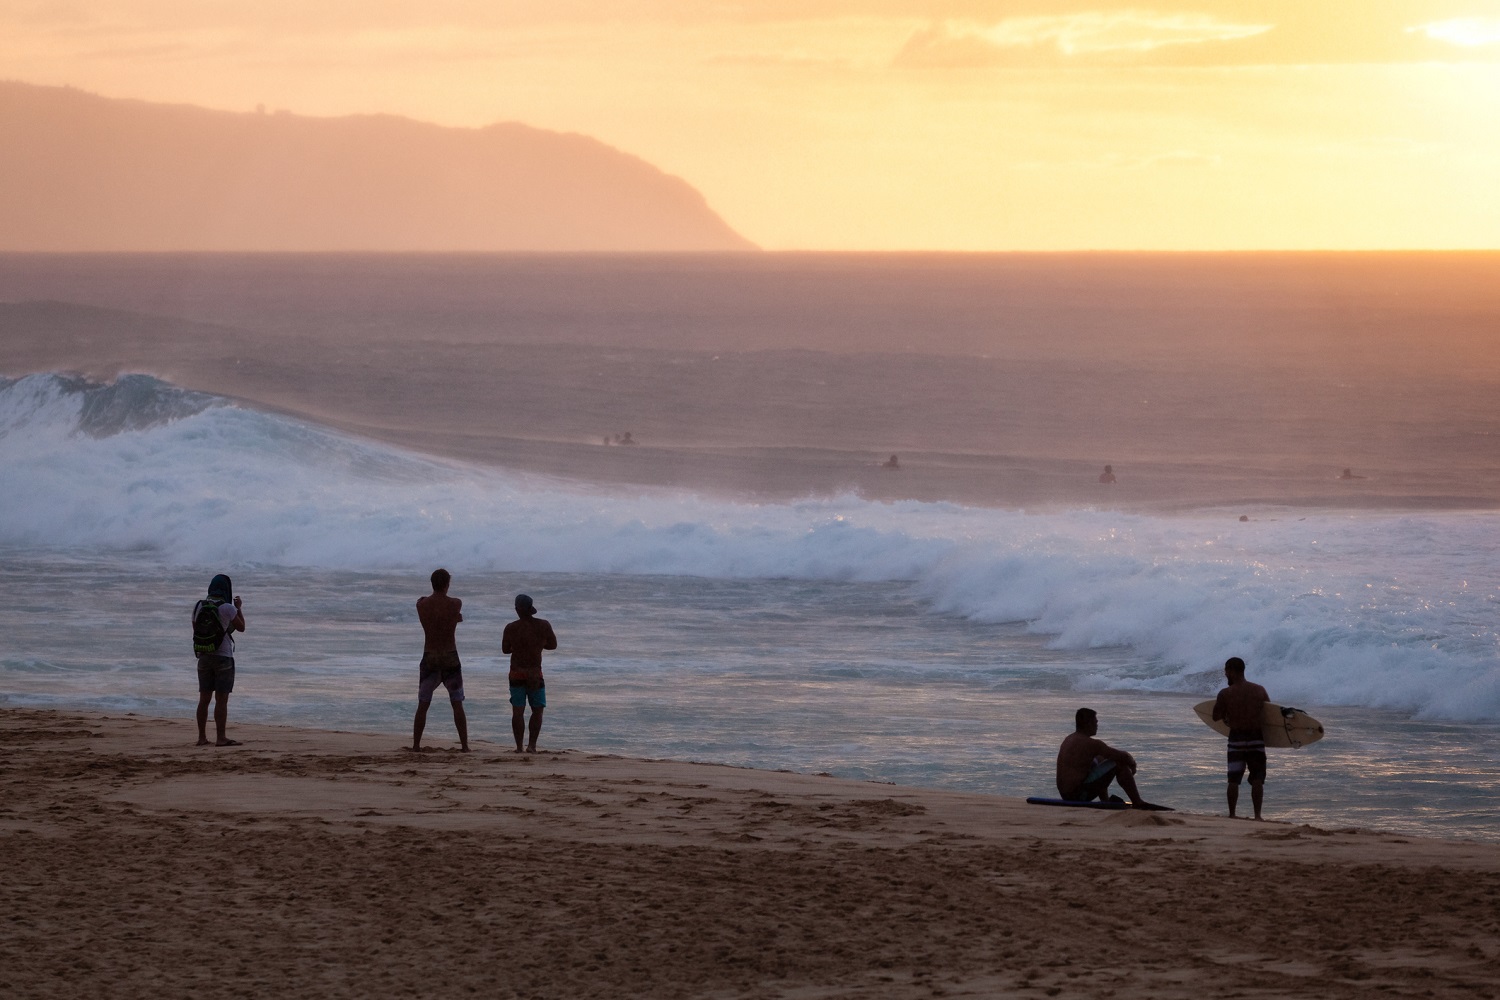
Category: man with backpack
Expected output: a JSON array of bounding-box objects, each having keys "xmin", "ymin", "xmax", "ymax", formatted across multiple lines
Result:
[{"xmin": 193, "ymin": 574, "xmax": 246, "ymax": 747}]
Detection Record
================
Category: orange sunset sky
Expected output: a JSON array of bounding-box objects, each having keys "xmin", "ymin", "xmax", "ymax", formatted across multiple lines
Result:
[{"xmin": 3, "ymin": 1, "xmax": 1499, "ymax": 250}]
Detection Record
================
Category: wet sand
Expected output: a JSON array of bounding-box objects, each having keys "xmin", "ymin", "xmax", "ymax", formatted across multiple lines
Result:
[{"xmin": 3, "ymin": 707, "xmax": 1499, "ymax": 999}]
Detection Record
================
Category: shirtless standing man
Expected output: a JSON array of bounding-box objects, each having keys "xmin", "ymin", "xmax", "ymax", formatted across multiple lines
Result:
[
  {"xmin": 502, "ymin": 594, "xmax": 557, "ymax": 753},
  {"xmin": 1055, "ymin": 707, "xmax": 1160, "ymax": 808},
  {"xmin": 412, "ymin": 568, "xmax": 469, "ymax": 752},
  {"xmin": 1212, "ymin": 656, "xmax": 1270, "ymax": 819}
]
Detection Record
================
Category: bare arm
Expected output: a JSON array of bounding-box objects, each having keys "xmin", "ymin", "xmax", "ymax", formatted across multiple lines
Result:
[
  {"xmin": 1211, "ymin": 690, "xmax": 1227, "ymax": 723},
  {"xmin": 1094, "ymin": 739, "xmax": 1136, "ymax": 773},
  {"xmin": 543, "ymin": 621, "xmax": 557, "ymax": 651},
  {"xmin": 231, "ymin": 597, "xmax": 246, "ymax": 632}
]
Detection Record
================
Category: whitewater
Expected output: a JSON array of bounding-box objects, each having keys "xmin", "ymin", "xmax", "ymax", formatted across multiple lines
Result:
[
  {"xmin": 3, "ymin": 253, "xmax": 1499, "ymax": 841},
  {"xmin": 5, "ymin": 371, "xmax": 1499, "ymax": 717},
  {"xmin": 3, "ymin": 371, "xmax": 1499, "ymax": 839}
]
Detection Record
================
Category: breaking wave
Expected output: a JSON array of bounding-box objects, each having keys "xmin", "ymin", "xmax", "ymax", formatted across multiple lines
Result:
[{"xmin": 3, "ymin": 372, "xmax": 1498, "ymax": 721}]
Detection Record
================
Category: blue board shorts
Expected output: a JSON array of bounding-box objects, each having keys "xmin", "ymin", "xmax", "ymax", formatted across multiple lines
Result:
[
  {"xmin": 1060, "ymin": 758, "xmax": 1117, "ymax": 802},
  {"xmin": 197, "ymin": 653, "xmax": 235, "ymax": 695},
  {"xmin": 418, "ymin": 650, "xmax": 465, "ymax": 704},
  {"xmin": 509, "ymin": 682, "xmax": 545, "ymax": 709}
]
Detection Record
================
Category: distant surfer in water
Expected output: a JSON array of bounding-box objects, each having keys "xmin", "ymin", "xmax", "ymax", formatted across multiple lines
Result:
[
  {"xmin": 1055, "ymin": 708, "xmax": 1160, "ymax": 808},
  {"xmin": 412, "ymin": 568, "xmax": 469, "ymax": 752},
  {"xmin": 1212, "ymin": 656, "xmax": 1270, "ymax": 820},
  {"xmin": 1338, "ymin": 468, "xmax": 1366, "ymax": 480},
  {"xmin": 882, "ymin": 454, "xmax": 900, "ymax": 469},
  {"xmin": 503, "ymin": 593, "xmax": 558, "ymax": 753},
  {"xmin": 1098, "ymin": 464, "xmax": 1116, "ymax": 484}
]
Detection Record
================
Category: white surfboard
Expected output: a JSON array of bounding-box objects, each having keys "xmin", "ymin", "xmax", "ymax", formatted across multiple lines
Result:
[{"xmin": 1194, "ymin": 700, "xmax": 1324, "ymax": 749}]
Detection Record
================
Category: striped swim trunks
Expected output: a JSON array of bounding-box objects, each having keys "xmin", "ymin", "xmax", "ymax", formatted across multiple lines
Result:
[{"xmin": 1227, "ymin": 728, "xmax": 1267, "ymax": 784}]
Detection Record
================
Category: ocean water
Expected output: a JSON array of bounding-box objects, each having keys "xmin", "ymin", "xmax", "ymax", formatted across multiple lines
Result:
[{"xmin": 1, "ymin": 254, "xmax": 1498, "ymax": 841}]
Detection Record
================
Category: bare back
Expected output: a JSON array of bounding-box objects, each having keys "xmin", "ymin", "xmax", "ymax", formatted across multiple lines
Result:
[
  {"xmin": 1214, "ymin": 679, "xmax": 1270, "ymax": 733},
  {"xmin": 502, "ymin": 616, "xmax": 557, "ymax": 684},
  {"xmin": 416, "ymin": 593, "xmax": 463, "ymax": 653},
  {"xmin": 1056, "ymin": 732, "xmax": 1104, "ymax": 796}
]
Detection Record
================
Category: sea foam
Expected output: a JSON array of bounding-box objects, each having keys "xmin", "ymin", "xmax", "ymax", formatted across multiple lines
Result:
[{"xmin": 3, "ymin": 373, "xmax": 1498, "ymax": 721}]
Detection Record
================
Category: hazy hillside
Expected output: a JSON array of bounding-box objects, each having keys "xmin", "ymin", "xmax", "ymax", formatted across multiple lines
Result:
[{"xmin": 0, "ymin": 82, "xmax": 755, "ymax": 252}]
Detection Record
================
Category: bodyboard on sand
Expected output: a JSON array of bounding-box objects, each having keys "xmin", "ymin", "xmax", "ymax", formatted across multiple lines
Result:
[
  {"xmin": 1193, "ymin": 700, "xmax": 1324, "ymax": 749},
  {"xmin": 1025, "ymin": 797, "xmax": 1173, "ymax": 811}
]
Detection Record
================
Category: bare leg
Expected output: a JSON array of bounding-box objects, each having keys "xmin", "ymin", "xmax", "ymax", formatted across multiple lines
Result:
[
  {"xmin": 1227, "ymin": 781, "xmax": 1239, "ymax": 818},
  {"xmin": 213, "ymin": 692, "xmax": 239, "ymax": 746},
  {"xmin": 1249, "ymin": 780, "xmax": 1264, "ymax": 820},
  {"xmin": 412, "ymin": 701, "xmax": 430, "ymax": 751},
  {"xmin": 512, "ymin": 705, "xmax": 526, "ymax": 751},
  {"xmin": 1114, "ymin": 767, "xmax": 1156, "ymax": 808},
  {"xmin": 527, "ymin": 706, "xmax": 544, "ymax": 752},
  {"xmin": 451, "ymin": 699, "xmax": 469, "ymax": 751},
  {"xmin": 196, "ymin": 691, "xmax": 213, "ymax": 745}
]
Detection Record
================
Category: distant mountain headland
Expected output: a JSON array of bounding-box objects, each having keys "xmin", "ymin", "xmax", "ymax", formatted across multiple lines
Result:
[{"xmin": 0, "ymin": 81, "xmax": 756, "ymax": 252}]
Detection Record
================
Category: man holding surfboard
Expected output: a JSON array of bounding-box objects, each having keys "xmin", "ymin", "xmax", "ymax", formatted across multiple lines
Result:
[{"xmin": 1212, "ymin": 657, "xmax": 1270, "ymax": 820}]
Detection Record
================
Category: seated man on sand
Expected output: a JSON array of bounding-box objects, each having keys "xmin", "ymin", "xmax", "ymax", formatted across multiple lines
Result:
[{"xmin": 1055, "ymin": 707, "xmax": 1159, "ymax": 808}]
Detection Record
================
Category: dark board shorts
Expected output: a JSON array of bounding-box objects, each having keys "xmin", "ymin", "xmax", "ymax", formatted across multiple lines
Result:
[
  {"xmin": 197, "ymin": 653, "xmax": 235, "ymax": 695},
  {"xmin": 418, "ymin": 650, "xmax": 464, "ymax": 704}
]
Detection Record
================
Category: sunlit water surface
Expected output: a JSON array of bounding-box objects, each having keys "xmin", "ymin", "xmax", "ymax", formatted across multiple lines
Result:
[{"xmin": 4, "ymin": 556, "xmax": 1496, "ymax": 843}]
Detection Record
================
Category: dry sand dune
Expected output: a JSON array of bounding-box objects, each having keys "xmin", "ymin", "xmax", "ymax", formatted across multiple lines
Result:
[{"xmin": 3, "ymin": 708, "xmax": 1499, "ymax": 999}]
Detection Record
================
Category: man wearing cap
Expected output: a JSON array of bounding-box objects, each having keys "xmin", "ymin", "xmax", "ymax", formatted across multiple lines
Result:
[{"xmin": 502, "ymin": 593, "xmax": 558, "ymax": 753}]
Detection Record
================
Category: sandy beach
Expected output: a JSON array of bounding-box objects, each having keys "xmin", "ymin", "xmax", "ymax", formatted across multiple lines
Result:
[{"xmin": 2, "ymin": 708, "xmax": 1498, "ymax": 999}]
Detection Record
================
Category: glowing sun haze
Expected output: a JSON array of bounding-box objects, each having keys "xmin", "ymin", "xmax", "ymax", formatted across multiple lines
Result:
[{"xmin": 4, "ymin": 0, "xmax": 1499, "ymax": 249}]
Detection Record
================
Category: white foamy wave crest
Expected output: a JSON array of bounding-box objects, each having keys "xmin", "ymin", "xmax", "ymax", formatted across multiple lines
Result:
[
  {"xmin": 0, "ymin": 372, "xmax": 221, "ymax": 442},
  {"xmin": 3, "ymin": 373, "xmax": 1498, "ymax": 721}
]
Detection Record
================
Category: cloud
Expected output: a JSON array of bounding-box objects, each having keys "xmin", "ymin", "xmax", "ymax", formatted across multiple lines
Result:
[
  {"xmin": 1409, "ymin": 18, "xmax": 1500, "ymax": 48},
  {"xmin": 894, "ymin": 12, "xmax": 1273, "ymax": 68}
]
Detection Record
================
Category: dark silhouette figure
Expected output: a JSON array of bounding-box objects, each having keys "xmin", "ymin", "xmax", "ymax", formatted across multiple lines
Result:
[
  {"xmin": 882, "ymin": 454, "xmax": 900, "ymax": 469},
  {"xmin": 1098, "ymin": 464, "xmax": 1116, "ymax": 484},
  {"xmin": 194, "ymin": 573, "xmax": 245, "ymax": 747},
  {"xmin": 1212, "ymin": 657, "xmax": 1270, "ymax": 820},
  {"xmin": 1055, "ymin": 707, "xmax": 1160, "ymax": 808},
  {"xmin": 503, "ymin": 594, "xmax": 558, "ymax": 753},
  {"xmin": 412, "ymin": 568, "xmax": 469, "ymax": 752}
]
